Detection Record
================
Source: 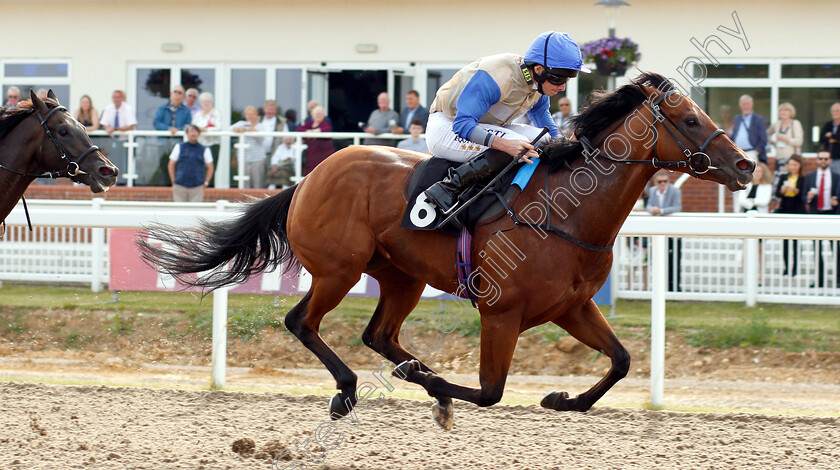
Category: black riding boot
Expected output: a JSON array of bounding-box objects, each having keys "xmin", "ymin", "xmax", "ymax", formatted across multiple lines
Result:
[{"xmin": 423, "ymin": 149, "xmax": 513, "ymax": 214}]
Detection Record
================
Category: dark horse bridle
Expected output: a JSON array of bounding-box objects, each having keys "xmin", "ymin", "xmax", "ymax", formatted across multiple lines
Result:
[
  {"xmin": 0, "ymin": 105, "xmax": 100, "ymax": 234},
  {"xmin": 498, "ymin": 89, "xmax": 728, "ymax": 253},
  {"xmin": 0, "ymin": 105, "xmax": 101, "ymax": 179},
  {"xmin": 580, "ymin": 89, "xmax": 727, "ymax": 178}
]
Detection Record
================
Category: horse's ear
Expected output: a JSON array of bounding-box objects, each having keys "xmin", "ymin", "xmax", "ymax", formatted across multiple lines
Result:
[
  {"xmin": 29, "ymin": 89, "xmax": 49, "ymax": 114},
  {"xmin": 47, "ymin": 89, "xmax": 59, "ymax": 103}
]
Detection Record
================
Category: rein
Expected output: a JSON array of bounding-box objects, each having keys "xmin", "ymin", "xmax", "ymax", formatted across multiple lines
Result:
[
  {"xmin": 580, "ymin": 89, "xmax": 726, "ymax": 178},
  {"xmin": 0, "ymin": 105, "xmax": 100, "ymax": 234},
  {"xmin": 0, "ymin": 105, "xmax": 100, "ymax": 179},
  {"xmin": 493, "ymin": 89, "xmax": 726, "ymax": 253}
]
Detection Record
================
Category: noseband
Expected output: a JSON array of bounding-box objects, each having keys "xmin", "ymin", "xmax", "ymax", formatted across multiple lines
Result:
[
  {"xmin": 0, "ymin": 105, "xmax": 101, "ymax": 179},
  {"xmin": 580, "ymin": 89, "xmax": 726, "ymax": 177}
]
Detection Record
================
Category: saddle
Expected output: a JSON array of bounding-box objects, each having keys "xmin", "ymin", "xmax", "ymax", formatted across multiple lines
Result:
[{"xmin": 401, "ymin": 157, "xmax": 532, "ymax": 235}]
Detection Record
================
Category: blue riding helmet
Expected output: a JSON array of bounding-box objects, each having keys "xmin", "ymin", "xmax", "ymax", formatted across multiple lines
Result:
[{"xmin": 524, "ymin": 31, "xmax": 591, "ymax": 76}]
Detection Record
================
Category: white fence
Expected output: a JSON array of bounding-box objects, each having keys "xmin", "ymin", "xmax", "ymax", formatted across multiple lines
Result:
[
  {"xmin": 4, "ymin": 200, "xmax": 839, "ymax": 306},
  {"xmin": 86, "ymin": 129, "xmax": 412, "ymax": 189}
]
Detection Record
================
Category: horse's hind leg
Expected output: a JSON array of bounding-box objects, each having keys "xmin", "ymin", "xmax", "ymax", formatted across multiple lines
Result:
[
  {"xmin": 541, "ymin": 299, "xmax": 630, "ymax": 412},
  {"xmin": 284, "ymin": 274, "xmax": 364, "ymax": 419},
  {"xmin": 362, "ymin": 265, "xmax": 455, "ymax": 429}
]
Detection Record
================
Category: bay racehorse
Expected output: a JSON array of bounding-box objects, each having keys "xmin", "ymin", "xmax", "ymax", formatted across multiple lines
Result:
[
  {"xmin": 138, "ymin": 72, "xmax": 754, "ymax": 429},
  {"xmin": 0, "ymin": 90, "xmax": 119, "ymax": 226}
]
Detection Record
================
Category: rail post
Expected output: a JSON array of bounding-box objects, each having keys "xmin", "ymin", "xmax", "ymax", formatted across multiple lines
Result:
[{"xmin": 650, "ymin": 235, "xmax": 667, "ymax": 409}]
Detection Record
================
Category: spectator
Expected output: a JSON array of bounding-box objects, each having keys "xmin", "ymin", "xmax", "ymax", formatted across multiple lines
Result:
[
  {"xmin": 267, "ymin": 137, "xmax": 296, "ymax": 189},
  {"xmin": 4, "ymin": 86, "xmax": 20, "ymax": 107},
  {"xmin": 100, "ymin": 89, "xmax": 138, "ymax": 135},
  {"xmin": 232, "ymin": 105, "xmax": 268, "ymax": 188},
  {"xmin": 804, "ymin": 151, "xmax": 840, "ymax": 215},
  {"xmin": 36, "ymin": 89, "xmax": 48, "ymax": 100},
  {"xmin": 191, "ymin": 92, "xmax": 222, "ymax": 173},
  {"xmin": 804, "ymin": 151, "xmax": 840, "ymax": 288},
  {"xmin": 730, "ymin": 94, "xmax": 768, "ymax": 163},
  {"xmin": 819, "ymin": 103, "xmax": 840, "ymax": 173},
  {"xmin": 153, "ymin": 84, "xmax": 191, "ymax": 135},
  {"xmin": 733, "ymin": 162, "xmax": 773, "ymax": 213},
  {"xmin": 774, "ymin": 154, "xmax": 807, "ymax": 276},
  {"xmin": 364, "ymin": 92, "xmax": 399, "ymax": 146},
  {"xmin": 167, "ymin": 125, "xmax": 214, "ymax": 202},
  {"xmin": 303, "ymin": 100, "xmax": 331, "ymax": 125},
  {"xmin": 396, "ymin": 119, "xmax": 429, "ymax": 153},
  {"xmin": 184, "ymin": 88, "xmax": 201, "ymax": 117},
  {"xmin": 767, "ymin": 102, "xmax": 803, "ymax": 166},
  {"xmin": 394, "ymin": 90, "xmax": 429, "ymax": 133},
  {"xmin": 718, "ymin": 105, "xmax": 734, "ymax": 135},
  {"xmin": 285, "ymin": 109, "xmax": 299, "ymax": 130},
  {"xmin": 551, "ymin": 97, "xmax": 576, "ymax": 135},
  {"xmin": 257, "ymin": 99, "xmax": 288, "ymax": 158},
  {"xmin": 647, "ymin": 171, "xmax": 683, "ymax": 291},
  {"xmin": 74, "ymin": 95, "xmax": 100, "ymax": 132},
  {"xmin": 297, "ymin": 105, "xmax": 334, "ymax": 175}
]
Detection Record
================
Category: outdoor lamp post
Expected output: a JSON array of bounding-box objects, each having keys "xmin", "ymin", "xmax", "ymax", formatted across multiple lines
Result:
[{"xmin": 595, "ymin": 0, "xmax": 630, "ymax": 90}]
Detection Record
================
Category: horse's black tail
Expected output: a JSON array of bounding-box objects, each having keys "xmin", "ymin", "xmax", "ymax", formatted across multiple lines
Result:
[{"xmin": 137, "ymin": 185, "xmax": 301, "ymax": 291}]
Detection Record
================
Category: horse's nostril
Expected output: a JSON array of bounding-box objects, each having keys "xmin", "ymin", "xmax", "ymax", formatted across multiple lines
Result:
[
  {"xmin": 737, "ymin": 160, "xmax": 751, "ymax": 171},
  {"xmin": 99, "ymin": 166, "xmax": 116, "ymax": 177}
]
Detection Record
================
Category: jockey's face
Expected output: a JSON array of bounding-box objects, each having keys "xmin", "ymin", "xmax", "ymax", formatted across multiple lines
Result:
[{"xmin": 533, "ymin": 65, "xmax": 567, "ymax": 96}]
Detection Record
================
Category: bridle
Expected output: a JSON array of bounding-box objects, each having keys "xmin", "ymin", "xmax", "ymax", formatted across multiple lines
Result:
[
  {"xmin": 0, "ymin": 105, "xmax": 101, "ymax": 235},
  {"xmin": 580, "ymin": 89, "xmax": 727, "ymax": 178},
  {"xmin": 0, "ymin": 105, "xmax": 100, "ymax": 179}
]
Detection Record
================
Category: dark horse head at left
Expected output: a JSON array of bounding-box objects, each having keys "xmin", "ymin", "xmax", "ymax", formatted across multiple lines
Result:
[
  {"xmin": 0, "ymin": 89, "xmax": 119, "ymax": 222},
  {"xmin": 138, "ymin": 72, "xmax": 754, "ymax": 430}
]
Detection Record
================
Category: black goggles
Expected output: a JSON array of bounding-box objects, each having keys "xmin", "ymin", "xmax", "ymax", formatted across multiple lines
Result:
[{"xmin": 543, "ymin": 69, "xmax": 578, "ymax": 86}]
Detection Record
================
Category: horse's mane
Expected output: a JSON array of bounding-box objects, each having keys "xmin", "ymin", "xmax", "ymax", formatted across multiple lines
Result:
[
  {"xmin": 0, "ymin": 98, "xmax": 60, "ymax": 141},
  {"xmin": 542, "ymin": 71, "xmax": 674, "ymax": 172}
]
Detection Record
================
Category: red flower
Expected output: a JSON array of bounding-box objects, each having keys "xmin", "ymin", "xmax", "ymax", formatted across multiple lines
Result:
[
  {"xmin": 607, "ymin": 50, "xmax": 614, "ymax": 57},
  {"xmin": 601, "ymin": 48, "xmax": 608, "ymax": 54}
]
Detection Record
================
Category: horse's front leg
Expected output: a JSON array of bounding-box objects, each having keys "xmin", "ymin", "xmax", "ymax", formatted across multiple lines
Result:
[
  {"xmin": 541, "ymin": 299, "xmax": 630, "ymax": 412},
  {"xmin": 394, "ymin": 311, "xmax": 520, "ymax": 409}
]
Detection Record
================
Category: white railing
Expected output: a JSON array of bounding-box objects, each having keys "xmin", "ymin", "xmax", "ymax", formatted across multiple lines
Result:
[{"xmin": 87, "ymin": 130, "xmax": 414, "ymax": 189}]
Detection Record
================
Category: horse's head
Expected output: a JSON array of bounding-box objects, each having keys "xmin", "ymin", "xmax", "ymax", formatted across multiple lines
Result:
[
  {"xmin": 29, "ymin": 89, "xmax": 119, "ymax": 192},
  {"xmin": 642, "ymin": 82, "xmax": 755, "ymax": 191}
]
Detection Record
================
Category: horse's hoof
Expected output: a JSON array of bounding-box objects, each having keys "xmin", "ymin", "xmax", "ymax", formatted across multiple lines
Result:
[
  {"xmin": 329, "ymin": 393, "xmax": 352, "ymax": 420},
  {"xmin": 431, "ymin": 401, "xmax": 454, "ymax": 431},
  {"xmin": 540, "ymin": 390, "xmax": 583, "ymax": 412},
  {"xmin": 392, "ymin": 360, "xmax": 419, "ymax": 380}
]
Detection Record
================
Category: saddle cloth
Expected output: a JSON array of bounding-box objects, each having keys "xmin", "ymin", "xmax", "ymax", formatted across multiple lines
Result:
[{"xmin": 401, "ymin": 157, "xmax": 539, "ymax": 235}]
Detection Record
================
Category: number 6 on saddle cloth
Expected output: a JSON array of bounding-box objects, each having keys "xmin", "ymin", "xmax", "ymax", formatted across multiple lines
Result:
[{"xmin": 401, "ymin": 128, "xmax": 549, "ymax": 235}]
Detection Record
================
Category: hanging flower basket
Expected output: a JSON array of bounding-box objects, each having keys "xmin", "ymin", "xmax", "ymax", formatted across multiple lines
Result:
[{"xmin": 581, "ymin": 37, "xmax": 640, "ymax": 77}]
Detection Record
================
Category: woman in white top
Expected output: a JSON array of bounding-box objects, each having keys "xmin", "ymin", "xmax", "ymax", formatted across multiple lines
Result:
[
  {"xmin": 734, "ymin": 161, "xmax": 773, "ymax": 213},
  {"xmin": 767, "ymin": 102, "xmax": 803, "ymax": 164},
  {"xmin": 191, "ymin": 92, "xmax": 221, "ymax": 147}
]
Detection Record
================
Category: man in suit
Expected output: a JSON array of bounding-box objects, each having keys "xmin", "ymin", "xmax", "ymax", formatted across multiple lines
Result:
[
  {"xmin": 729, "ymin": 94, "xmax": 768, "ymax": 163},
  {"xmin": 647, "ymin": 172, "xmax": 683, "ymax": 291},
  {"xmin": 804, "ymin": 151, "xmax": 840, "ymax": 288},
  {"xmin": 394, "ymin": 90, "xmax": 430, "ymax": 133}
]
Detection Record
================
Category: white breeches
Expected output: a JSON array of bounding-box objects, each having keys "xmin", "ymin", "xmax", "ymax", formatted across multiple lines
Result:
[{"xmin": 425, "ymin": 112, "xmax": 551, "ymax": 163}]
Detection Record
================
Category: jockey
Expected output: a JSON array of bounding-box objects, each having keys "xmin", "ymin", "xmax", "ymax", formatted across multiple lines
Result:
[{"xmin": 423, "ymin": 31, "xmax": 590, "ymax": 214}]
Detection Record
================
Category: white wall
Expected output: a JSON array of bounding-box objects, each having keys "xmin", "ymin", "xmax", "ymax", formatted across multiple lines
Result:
[{"xmin": 0, "ymin": 0, "xmax": 836, "ymax": 108}]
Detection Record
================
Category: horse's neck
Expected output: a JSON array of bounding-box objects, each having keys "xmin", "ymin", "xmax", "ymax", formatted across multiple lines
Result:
[
  {"xmin": 536, "ymin": 145, "xmax": 657, "ymax": 249},
  {"xmin": 0, "ymin": 120, "xmax": 39, "ymax": 222}
]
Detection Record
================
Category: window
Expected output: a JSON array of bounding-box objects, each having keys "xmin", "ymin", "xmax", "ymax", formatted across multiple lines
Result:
[
  {"xmin": 781, "ymin": 64, "xmax": 840, "ymax": 79},
  {"xmin": 1, "ymin": 59, "xmax": 71, "ymax": 106},
  {"xmin": 695, "ymin": 64, "xmax": 769, "ymax": 79}
]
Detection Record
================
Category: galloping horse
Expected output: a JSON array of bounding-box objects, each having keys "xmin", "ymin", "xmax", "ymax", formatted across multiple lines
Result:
[
  {"xmin": 138, "ymin": 73, "xmax": 754, "ymax": 429},
  {"xmin": 0, "ymin": 90, "xmax": 119, "ymax": 225}
]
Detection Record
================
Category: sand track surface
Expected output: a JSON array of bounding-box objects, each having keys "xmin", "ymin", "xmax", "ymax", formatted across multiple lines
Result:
[{"xmin": 1, "ymin": 381, "xmax": 838, "ymax": 470}]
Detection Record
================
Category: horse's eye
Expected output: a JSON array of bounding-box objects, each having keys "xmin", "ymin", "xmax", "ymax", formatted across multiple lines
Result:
[{"xmin": 685, "ymin": 118, "xmax": 698, "ymax": 127}]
